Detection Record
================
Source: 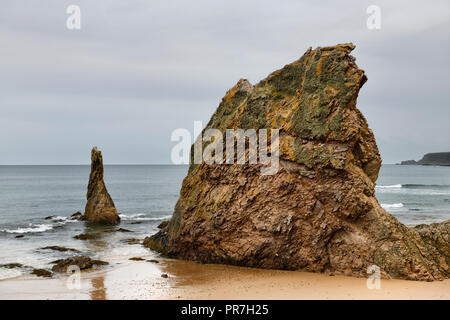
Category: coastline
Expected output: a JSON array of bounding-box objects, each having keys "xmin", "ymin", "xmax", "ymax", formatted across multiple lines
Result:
[{"xmin": 1, "ymin": 255, "xmax": 449, "ymax": 300}]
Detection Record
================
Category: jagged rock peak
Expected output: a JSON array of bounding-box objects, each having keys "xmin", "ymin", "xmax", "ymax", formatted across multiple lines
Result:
[
  {"xmin": 84, "ymin": 147, "xmax": 120, "ymax": 225},
  {"xmin": 145, "ymin": 44, "xmax": 449, "ymax": 281}
]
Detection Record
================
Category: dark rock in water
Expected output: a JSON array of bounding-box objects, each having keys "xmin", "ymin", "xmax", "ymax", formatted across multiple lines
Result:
[
  {"xmin": 73, "ymin": 233, "xmax": 97, "ymax": 240},
  {"xmin": 129, "ymin": 221, "xmax": 143, "ymax": 225},
  {"xmin": 91, "ymin": 260, "xmax": 109, "ymax": 266},
  {"xmin": 116, "ymin": 228, "xmax": 132, "ymax": 233},
  {"xmin": 146, "ymin": 259, "xmax": 159, "ymax": 264},
  {"xmin": 157, "ymin": 220, "xmax": 169, "ymax": 229},
  {"xmin": 0, "ymin": 263, "xmax": 23, "ymax": 269},
  {"xmin": 40, "ymin": 246, "xmax": 80, "ymax": 253},
  {"xmin": 70, "ymin": 211, "xmax": 85, "ymax": 221},
  {"xmin": 145, "ymin": 43, "xmax": 450, "ymax": 281},
  {"xmin": 400, "ymin": 152, "xmax": 450, "ymax": 166},
  {"xmin": 50, "ymin": 259, "xmax": 63, "ymax": 264},
  {"xmin": 121, "ymin": 238, "xmax": 141, "ymax": 245},
  {"xmin": 51, "ymin": 256, "xmax": 94, "ymax": 272},
  {"xmin": 161, "ymin": 273, "xmax": 169, "ymax": 278},
  {"xmin": 44, "ymin": 216, "xmax": 55, "ymax": 220},
  {"xmin": 129, "ymin": 257, "xmax": 145, "ymax": 261},
  {"xmin": 31, "ymin": 269, "xmax": 52, "ymax": 278},
  {"xmin": 84, "ymin": 147, "xmax": 120, "ymax": 225},
  {"xmin": 15, "ymin": 235, "xmax": 24, "ymax": 239}
]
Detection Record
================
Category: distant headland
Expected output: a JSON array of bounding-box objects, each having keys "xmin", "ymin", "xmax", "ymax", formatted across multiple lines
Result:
[{"xmin": 399, "ymin": 152, "xmax": 450, "ymax": 166}]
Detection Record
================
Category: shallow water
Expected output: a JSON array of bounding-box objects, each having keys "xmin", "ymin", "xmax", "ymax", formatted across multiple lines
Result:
[
  {"xmin": 376, "ymin": 164, "xmax": 450, "ymax": 225},
  {"xmin": 0, "ymin": 164, "xmax": 449, "ymax": 280},
  {"xmin": 0, "ymin": 165, "xmax": 187, "ymax": 280}
]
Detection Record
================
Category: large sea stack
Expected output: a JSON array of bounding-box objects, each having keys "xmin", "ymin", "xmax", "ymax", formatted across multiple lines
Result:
[
  {"xmin": 84, "ymin": 147, "xmax": 120, "ymax": 225},
  {"xmin": 145, "ymin": 44, "xmax": 449, "ymax": 281}
]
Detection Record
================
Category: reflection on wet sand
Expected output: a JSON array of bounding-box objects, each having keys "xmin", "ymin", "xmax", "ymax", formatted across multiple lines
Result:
[
  {"xmin": 90, "ymin": 276, "xmax": 106, "ymax": 300},
  {"xmin": 159, "ymin": 258, "xmax": 268, "ymax": 287}
]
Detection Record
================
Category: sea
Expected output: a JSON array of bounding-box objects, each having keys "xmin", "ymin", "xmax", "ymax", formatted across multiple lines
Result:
[{"xmin": 0, "ymin": 164, "xmax": 449, "ymax": 280}]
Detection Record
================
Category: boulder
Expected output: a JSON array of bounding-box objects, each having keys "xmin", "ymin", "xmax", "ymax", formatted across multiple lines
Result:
[
  {"xmin": 40, "ymin": 246, "xmax": 79, "ymax": 253},
  {"xmin": 144, "ymin": 43, "xmax": 449, "ymax": 281},
  {"xmin": 84, "ymin": 147, "xmax": 120, "ymax": 225},
  {"xmin": 0, "ymin": 263, "xmax": 23, "ymax": 269},
  {"xmin": 73, "ymin": 233, "xmax": 97, "ymax": 240},
  {"xmin": 51, "ymin": 256, "xmax": 106, "ymax": 272},
  {"xmin": 70, "ymin": 211, "xmax": 85, "ymax": 221},
  {"xmin": 31, "ymin": 269, "xmax": 52, "ymax": 278}
]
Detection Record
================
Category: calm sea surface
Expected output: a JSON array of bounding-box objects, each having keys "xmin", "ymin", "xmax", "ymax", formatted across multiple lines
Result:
[{"xmin": 0, "ymin": 164, "xmax": 449, "ymax": 280}]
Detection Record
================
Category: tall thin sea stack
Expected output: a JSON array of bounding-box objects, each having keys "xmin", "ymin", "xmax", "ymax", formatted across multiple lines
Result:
[
  {"xmin": 84, "ymin": 147, "xmax": 120, "ymax": 225},
  {"xmin": 145, "ymin": 44, "xmax": 449, "ymax": 281}
]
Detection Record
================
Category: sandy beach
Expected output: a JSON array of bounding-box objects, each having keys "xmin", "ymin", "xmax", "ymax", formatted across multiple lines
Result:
[{"xmin": 0, "ymin": 255, "xmax": 448, "ymax": 300}]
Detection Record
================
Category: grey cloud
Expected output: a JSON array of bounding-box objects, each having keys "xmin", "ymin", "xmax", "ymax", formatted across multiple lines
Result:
[{"xmin": 0, "ymin": 0, "xmax": 448, "ymax": 164}]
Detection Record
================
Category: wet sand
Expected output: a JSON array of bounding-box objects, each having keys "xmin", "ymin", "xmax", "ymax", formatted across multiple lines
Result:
[{"xmin": 0, "ymin": 255, "xmax": 449, "ymax": 300}]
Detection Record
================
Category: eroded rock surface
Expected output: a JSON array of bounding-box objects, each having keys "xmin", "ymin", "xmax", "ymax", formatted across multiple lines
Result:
[
  {"xmin": 84, "ymin": 147, "xmax": 120, "ymax": 225},
  {"xmin": 145, "ymin": 44, "xmax": 449, "ymax": 281}
]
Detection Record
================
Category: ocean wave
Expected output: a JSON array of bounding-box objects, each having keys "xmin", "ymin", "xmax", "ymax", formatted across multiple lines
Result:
[
  {"xmin": 381, "ymin": 203, "xmax": 404, "ymax": 209},
  {"xmin": 376, "ymin": 184, "xmax": 450, "ymax": 195},
  {"xmin": 141, "ymin": 215, "xmax": 172, "ymax": 221},
  {"xmin": 0, "ymin": 223, "xmax": 53, "ymax": 234},
  {"xmin": 0, "ymin": 268, "xmax": 23, "ymax": 280},
  {"xmin": 49, "ymin": 216, "xmax": 77, "ymax": 224},
  {"xmin": 119, "ymin": 214, "xmax": 172, "ymax": 221},
  {"xmin": 119, "ymin": 214, "xmax": 146, "ymax": 220},
  {"xmin": 376, "ymin": 184, "xmax": 402, "ymax": 189},
  {"xmin": 402, "ymin": 184, "xmax": 450, "ymax": 190},
  {"xmin": 377, "ymin": 184, "xmax": 450, "ymax": 189}
]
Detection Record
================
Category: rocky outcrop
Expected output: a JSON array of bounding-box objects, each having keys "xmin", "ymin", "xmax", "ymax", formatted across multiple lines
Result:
[
  {"xmin": 51, "ymin": 256, "xmax": 108, "ymax": 272},
  {"xmin": 400, "ymin": 152, "xmax": 450, "ymax": 166},
  {"xmin": 84, "ymin": 147, "xmax": 120, "ymax": 225},
  {"xmin": 145, "ymin": 43, "xmax": 449, "ymax": 281},
  {"xmin": 399, "ymin": 160, "xmax": 417, "ymax": 165}
]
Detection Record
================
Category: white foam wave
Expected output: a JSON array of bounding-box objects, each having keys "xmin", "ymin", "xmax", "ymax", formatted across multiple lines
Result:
[
  {"xmin": 119, "ymin": 214, "xmax": 146, "ymax": 220},
  {"xmin": 0, "ymin": 223, "xmax": 53, "ymax": 234},
  {"xmin": 50, "ymin": 216, "xmax": 77, "ymax": 224},
  {"xmin": 381, "ymin": 203, "xmax": 404, "ymax": 209},
  {"xmin": 0, "ymin": 268, "xmax": 23, "ymax": 280},
  {"xmin": 138, "ymin": 215, "xmax": 172, "ymax": 221},
  {"xmin": 120, "ymin": 214, "xmax": 171, "ymax": 221},
  {"xmin": 376, "ymin": 184, "xmax": 402, "ymax": 189}
]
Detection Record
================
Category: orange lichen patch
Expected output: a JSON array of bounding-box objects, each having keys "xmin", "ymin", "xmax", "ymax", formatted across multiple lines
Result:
[
  {"xmin": 279, "ymin": 135, "xmax": 295, "ymax": 160},
  {"xmin": 316, "ymin": 56, "xmax": 324, "ymax": 76}
]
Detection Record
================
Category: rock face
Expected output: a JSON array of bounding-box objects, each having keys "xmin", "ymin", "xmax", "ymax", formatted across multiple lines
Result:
[
  {"xmin": 84, "ymin": 147, "xmax": 120, "ymax": 225},
  {"xmin": 145, "ymin": 44, "xmax": 449, "ymax": 281}
]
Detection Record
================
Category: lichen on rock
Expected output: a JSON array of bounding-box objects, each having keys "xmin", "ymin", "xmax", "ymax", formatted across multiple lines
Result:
[{"xmin": 144, "ymin": 43, "xmax": 449, "ymax": 281}]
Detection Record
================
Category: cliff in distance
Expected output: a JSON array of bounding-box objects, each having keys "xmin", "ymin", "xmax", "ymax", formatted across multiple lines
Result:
[
  {"xmin": 145, "ymin": 44, "xmax": 449, "ymax": 281},
  {"xmin": 400, "ymin": 152, "xmax": 450, "ymax": 166}
]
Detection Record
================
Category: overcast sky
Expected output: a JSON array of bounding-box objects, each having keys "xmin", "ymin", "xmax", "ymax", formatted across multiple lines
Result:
[{"xmin": 0, "ymin": 0, "xmax": 449, "ymax": 164}]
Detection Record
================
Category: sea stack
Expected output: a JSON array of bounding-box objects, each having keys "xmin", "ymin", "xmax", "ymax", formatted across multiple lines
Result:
[
  {"xmin": 84, "ymin": 147, "xmax": 120, "ymax": 225},
  {"xmin": 145, "ymin": 44, "xmax": 449, "ymax": 281}
]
